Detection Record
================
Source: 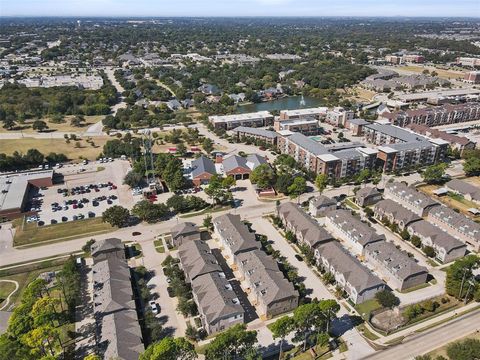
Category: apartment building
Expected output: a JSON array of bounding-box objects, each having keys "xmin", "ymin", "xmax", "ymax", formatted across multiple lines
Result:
[
  {"xmin": 209, "ymin": 111, "xmax": 274, "ymax": 130},
  {"xmin": 236, "ymin": 249, "xmax": 298, "ymax": 318},
  {"xmin": 427, "ymin": 206, "xmax": 480, "ymax": 251},
  {"xmin": 325, "ymin": 107, "xmax": 355, "ymax": 127},
  {"xmin": 279, "ymin": 107, "xmax": 328, "ymax": 120},
  {"xmin": 277, "ymin": 202, "xmax": 334, "ymax": 248},
  {"xmin": 345, "ymin": 118, "xmax": 370, "ymax": 136},
  {"xmin": 232, "ymin": 126, "xmax": 278, "ymax": 145},
  {"xmin": 381, "ymin": 103, "xmax": 480, "ymax": 128},
  {"xmin": 314, "ymin": 241, "xmax": 385, "ymax": 304},
  {"xmin": 324, "ymin": 209, "xmax": 385, "ymax": 256},
  {"xmin": 384, "ymin": 182, "xmax": 439, "ymax": 217},
  {"xmin": 407, "ymin": 220, "xmax": 467, "ymax": 263},
  {"xmin": 373, "ymin": 199, "xmax": 422, "ymax": 231},
  {"xmin": 364, "ymin": 241, "xmax": 428, "ymax": 291},
  {"xmin": 274, "ymin": 117, "xmax": 320, "ymax": 135}
]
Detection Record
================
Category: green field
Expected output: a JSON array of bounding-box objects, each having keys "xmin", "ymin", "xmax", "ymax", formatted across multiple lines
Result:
[
  {"xmin": 13, "ymin": 217, "xmax": 114, "ymax": 247},
  {"xmin": 355, "ymin": 299, "xmax": 381, "ymax": 319}
]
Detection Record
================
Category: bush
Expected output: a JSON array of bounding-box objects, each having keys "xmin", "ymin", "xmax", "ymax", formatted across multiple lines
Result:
[
  {"xmin": 411, "ymin": 235, "xmax": 422, "ymax": 248},
  {"xmin": 375, "ymin": 290, "xmax": 400, "ymax": 309},
  {"xmin": 423, "ymin": 245, "xmax": 436, "ymax": 258}
]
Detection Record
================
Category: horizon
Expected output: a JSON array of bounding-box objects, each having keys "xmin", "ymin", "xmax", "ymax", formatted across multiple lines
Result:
[{"xmin": 1, "ymin": 0, "xmax": 479, "ymax": 18}]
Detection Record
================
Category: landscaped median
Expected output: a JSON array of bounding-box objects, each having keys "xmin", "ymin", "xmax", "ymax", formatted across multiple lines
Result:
[{"xmin": 12, "ymin": 217, "xmax": 114, "ymax": 247}]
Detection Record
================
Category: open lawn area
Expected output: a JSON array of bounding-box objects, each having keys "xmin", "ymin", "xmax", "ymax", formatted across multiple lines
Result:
[
  {"xmin": 345, "ymin": 86, "xmax": 377, "ymax": 102},
  {"xmin": 355, "ymin": 299, "xmax": 381, "ymax": 319},
  {"xmin": 0, "ymin": 115, "xmax": 104, "ymax": 134},
  {"xmin": 13, "ymin": 217, "xmax": 114, "ymax": 247},
  {"xmin": 427, "ymin": 331, "xmax": 480, "ymax": 359},
  {"xmin": 0, "ymin": 136, "xmax": 110, "ymax": 160},
  {"xmin": 401, "ymin": 65, "xmax": 465, "ymax": 80}
]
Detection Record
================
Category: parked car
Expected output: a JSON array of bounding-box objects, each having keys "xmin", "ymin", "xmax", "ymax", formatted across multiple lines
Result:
[{"xmin": 149, "ymin": 301, "xmax": 158, "ymax": 314}]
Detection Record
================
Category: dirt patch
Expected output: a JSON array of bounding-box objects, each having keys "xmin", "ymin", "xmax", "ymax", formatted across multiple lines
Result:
[{"xmin": 371, "ymin": 308, "xmax": 406, "ymax": 332}]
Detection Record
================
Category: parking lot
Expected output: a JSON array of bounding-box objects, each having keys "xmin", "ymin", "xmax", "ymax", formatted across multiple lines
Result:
[{"xmin": 25, "ymin": 159, "xmax": 134, "ymax": 226}]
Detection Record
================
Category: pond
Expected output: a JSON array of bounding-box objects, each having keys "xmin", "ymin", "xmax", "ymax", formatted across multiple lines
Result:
[{"xmin": 236, "ymin": 95, "xmax": 325, "ymax": 114}]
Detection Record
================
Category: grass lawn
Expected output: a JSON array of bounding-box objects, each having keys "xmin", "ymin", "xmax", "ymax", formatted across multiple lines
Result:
[
  {"xmin": 357, "ymin": 323, "xmax": 380, "ymax": 341},
  {"xmin": 13, "ymin": 217, "xmax": 113, "ymax": 247},
  {"xmin": 0, "ymin": 115, "xmax": 104, "ymax": 134},
  {"xmin": 287, "ymin": 344, "xmax": 331, "ymax": 360},
  {"xmin": 153, "ymin": 240, "xmax": 165, "ymax": 253},
  {"xmin": 0, "ymin": 281, "xmax": 16, "ymax": 304},
  {"xmin": 179, "ymin": 205, "xmax": 232, "ymax": 218},
  {"xmin": 0, "ymin": 136, "xmax": 110, "ymax": 161},
  {"xmin": 398, "ymin": 282, "xmax": 431, "ymax": 293},
  {"xmin": 401, "ymin": 65, "xmax": 465, "ymax": 80},
  {"xmin": 427, "ymin": 332, "xmax": 480, "ymax": 358},
  {"xmin": 344, "ymin": 198, "xmax": 360, "ymax": 210},
  {"xmin": 355, "ymin": 299, "xmax": 381, "ymax": 319}
]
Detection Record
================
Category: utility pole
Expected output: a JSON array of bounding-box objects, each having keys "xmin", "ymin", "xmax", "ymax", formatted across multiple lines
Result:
[{"xmin": 459, "ymin": 267, "xmax": 469, "ymax": 298}]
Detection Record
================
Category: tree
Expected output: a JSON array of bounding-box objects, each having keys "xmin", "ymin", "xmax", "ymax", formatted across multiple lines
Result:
[
  {"xmin": 292, "ymin": 302, "xmax": 324, "ymax": 351},
  {"xmin": 32, "ymin": 120, "xmax": 48, "ymax": 132},
  {"xmin": 317, "ymin": 299, "xmax": 340, "ymax": 333},
  {"xmin": 176, "ymin": 142, "xmax": 187, "ymax": 157},
  {"xmin": 132, "ymin": 200, "xmax": 169, "ymax": 223},
  {"xmin": 70, "ymin": 115, "xmax": 85, "ymax": 127},
  {"xmin": 411, "ymin": 235, "xmax": 422, "ymax": 248},
  {"xmin": 203, "ymin": 214, "xmax": 213, "ymax": 230},
  {"xmin": 205, "ymin": 174, "xmax": 231, "ymax": 205},
  {"xmin": 102, "ymin": 205, "xmax": 130, "ymax": 227},
  {"xmin": 315, "ymin": 174, "xmax": 328, "ymax": 193},
  {"xmin": 140, "ymin": 337, "xmax": 197, "ymax": 360},
  {"xmin": 463, "ymin": 156, "xmax": 480, "ymax": 176},
  {"xmin": 221, "ymin": 176, "xmax": 236, "ymax": 190},
  {"xmin": 83, "ymin": 354, "xmax": 101, "ymax": 360},
  {"xmin": 446, "ymin": 255, "xmax": 480, "ymax": 300},
  {"xmin": 202, "ymin": 137, "xmax": 214, "ymax": 154},
  {"xmin": 400, "ymin": 228, "xmax": 410, "ymax": 240},
  {"xmin": 275, "ymin": 174, "xmax": 294, "ymax": 194},
  {"xmin": 3, "ymin": 117, "xmax": 16, "ymax": 130},
  {"xmin": 423, "ymin": 245, "xmax": 436, "ymax": 258},
  {"xmin": 22, "ymin": 325, "xmax": 59, "ymax": 357},
  {"xmin": 375, "ymin": 290, "xmax": 400, "ymax": 308},
  {"xmin": 204, "ymin": 324, "xmax": 257, "ymax": 360},
  {"xmin": 124, "ymin": 170, "xmax": 144, "ymax": 188},
  {"xmin": 30, "ymin": 297, "xmax": 60, "ymax": 328},
  {"xmin": 162, "ymin": 158, "xmax": 185, "ymax": 191},
  {"xmin": 422, "ymin": 163, "xmax": 447, "ymax": 184},
  {"xmin": 270, "ymin": 316, "xmax": 295, "ymax": 359},
  {"xmin": 250, "ymin": 163, "xmax": 276, "ymax": 189},
  {"xmin": 288, "ymin": 176, "xmax": 307, "ymax": 199},
  {"xmin": 446, "ymin": 338, "xmax": 480, "ymax": 360}
]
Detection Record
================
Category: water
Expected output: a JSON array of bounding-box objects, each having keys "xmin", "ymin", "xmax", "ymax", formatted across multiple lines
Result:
[{"xmin": 236, "ymin": 95, "xmax": 324, "ymax": 114}]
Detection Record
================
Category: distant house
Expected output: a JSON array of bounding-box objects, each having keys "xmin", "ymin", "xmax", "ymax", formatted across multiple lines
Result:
[
  {"xmin": 198, "ymin": 84, "xmax": 220, "ymax": 95},
  {"xmin": 167, "ymin": 99, "xmax": 182, "ymax": 111},
  {"xmin": 309, "ymin": 195, "xmax": 337, "ymax": 218},
  {"xmin": 407, "ymin": 220, "xmax": 467, "ymax": 263},
  {"xmin": 355, "ymin": 187, "xmax": 382, "ymax": 207},
  {"xmin": 373, "ymin": 199, "xmax": 422, "ymax": 231},
  {"xmin": 277, "ymin": 202, "xmax": 334, "ymax": 249},
  {"xmin": 222, "ymin": 155, "xmax": 252, "ymax": 180},
  {"xmin": 445, "ymin": 179, "xmax": 480, "ymax": 205},
  {"xmin": 314, "ymin": 241, "xmax": 385, "ymax": 304},
  {"xmin": 171, "ymin": 222, "xmax": 201, "ymax": 247},
  {"xmin": 191, "ymin": 155, "xmax": 217, "ymax": 186}
]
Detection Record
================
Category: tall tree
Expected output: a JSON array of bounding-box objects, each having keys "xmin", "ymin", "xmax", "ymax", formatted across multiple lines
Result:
[
  {"xmin": 204, "ymin": 324, "xmax": 257, "ymax": 360},
  {"xmin": 140, "ymin": 337, "xmax": 197, "ymax": 360},
  {"xmin": 102, "ymin": 205, "xmax": 130, "ymax": 227},
  {"xmin": 250, "ymin": 163, "xmax": 276, "ymax": 189},
  {"xmin": 315, "ymin": 174, "xmax": 328, "ymax": 193},
  {"xmin": 270, "ymin": 316, "xmax": 295, "ymax": 358}
]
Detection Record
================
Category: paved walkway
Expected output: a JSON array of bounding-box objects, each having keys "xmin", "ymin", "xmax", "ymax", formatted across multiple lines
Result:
[{"xmin": 0, "ymin": 280, "xmax": 19, "ymax": 311}]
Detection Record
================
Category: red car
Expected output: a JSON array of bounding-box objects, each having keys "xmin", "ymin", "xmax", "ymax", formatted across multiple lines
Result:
[{"xmin": 112, "ymin": 185, "xmax": 117, "ymax": 190}]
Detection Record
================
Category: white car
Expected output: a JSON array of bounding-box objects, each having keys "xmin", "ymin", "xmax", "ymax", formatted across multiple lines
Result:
[{"xmin": 149, "ymin": 301, "xmax": 158, "ymax": 314}]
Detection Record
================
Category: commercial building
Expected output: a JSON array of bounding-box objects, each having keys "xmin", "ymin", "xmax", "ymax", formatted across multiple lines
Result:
[
  {"xmin": 237, "ymin": 249, "xmax": 298, "ymax": 318},
  {"xmin": 381, "ymin": 102, "xmax": 480, "ymax": 126},
  {"xmin": 0, "ymin": 170, "xmax": 54, "ymax": 220},
  {"xmin": 171, "ymin": 222, "xmax": 201, "ymax": 247},
  {"xmin": 213, "ymin": 214, "xmax": 259, "ymax": 262},
  {"xmin": 464, "ymin": 71, "xmax": 480, "ymax": 84},
  {"xmin": 277, "ymin": 202, "xmax": 334, "ymax": 249},
  {"xmin": 393, "ymin": 89, "xmax": 480, "ymax": 105},
  {"xmin": 355, "ymin": 187, "xmax": 382, "ymax": 207},
  {"xmin": 178, "ymin": 240, "xmax": 222, "ymax": 283},
  {"xmin": 90, "ymin": 238, "xmax": 144, "ymax": 360},
  {"xmin": 191, "ymin": 272, "xmax": 245, "ymax": 334},
  {"xmin": 190, "ymin": 155, "xmax": 217, "ymax": 186},
  {"xmin": 407, "ymin": 220, "xmax": 467, "ymax": 263},
  {"xmin": 384, "ymin": 182, "xmax": 439, "ymax": 217},
  {"xmin": 209, "ymin": 111, "xmax": 274, "ymax": 130},
  {"xmin": 222, "ymin": 155, "xmax": 254, "ymax": 180},
  {"xmin": 427, "ymin": 206, "xmax": 480, "ymax": 251},
  {"xmin": 314, "ymin": 241, "xmax": 385, "ymax": 304},
  {"xmin": 457, "ymin": 57, "xmax": 480, "ymax": 67},
  {"xmin": 309, "ymin": 195, "xmax": 338, "ymax": 218},
  {"xmin": 373, "ymin": 199, "xmax": 422, "ymax": 231},
  {"xmin": 324, "ymin": 210, "xmax": 385, "ymax": 256},
  {"xmin": 232, "ymin": 126, "xmax": 277, "ymax": 145},
  {"xmin": 364, "ymin": 241, "xmax": 429, "ymax": 291}
]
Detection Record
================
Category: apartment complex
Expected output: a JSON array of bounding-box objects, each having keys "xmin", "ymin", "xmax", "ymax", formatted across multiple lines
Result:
[
  {"xmin": 279, "ymin": 107, "xmax": 328, "ymax": 120},
  {"xmin": 277, "ymin": 202, "xmax": 334, "ymax": 249},
  {"xmin": 90, "ymin": 239, "xmax": 144, "ymax": 360},
  {"xmin": 274, "ymin": 117, "xmax": 320, "ymax": 135},
  {"xmin": 232, "ymin": 126, "xmax": 278, "ymax": 145},
  {"xmin": 325, "ymin": 107, "xmax": 355, "ymax": 127},
  {"xmin": 178, "ymin": 240, "xmax": 222, "ymax": 283},
  {"xmin": 381, "ymin": 103, "xmax": 480, "ymax": 128},
  {"xmin": 407, "ymin": 220, "xmax": 467, "ymax": 263},
  {"xmin": 373, "ymin": 199, "xmax": 422, "ymax": 231},
  {"xmin": 314, "ymin": 241, "xmax": 385, "ymax": 304},
  {"xmin": 384, "ymin": 182, "xmax": 439, "ymax": 217},
  {"xmin": 209, "ymin": 111, "xmax": 274, "ymax": 130},
  {"xmin": 427, "ymin": 206, "xmax": 480, "ymax": 251}
]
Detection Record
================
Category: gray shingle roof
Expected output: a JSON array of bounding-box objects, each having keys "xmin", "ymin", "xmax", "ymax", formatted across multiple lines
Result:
[
  {"xmin": 171, "ymin": 222, "xmax": 199, "ymax": 239},
  {"xmin": 286, "ymin": 132, "xmax": 329, "ymax": 156},
  {"xmin": 178, "ymin": 240, "xmax": 222, "ymax": 282},
  {"xmin": 364, "ymin": 123, "xmax": 425, "ymax": 143},
  {"xmin": 191, "ymin": 155, "xmax": 217, "ymax": 178},
  {"xmin": 233, "ymin": 126, "xmax": 278, "ymax": 139},
  {"xmin": 278, "ymin": 202, "xmax": 334, "ymax": 248},
  {"xmin": 222, "ymin": 155, "xmax": 249, "ymax": 173},
  {"xmin": 446, "ymin": 179, "xmax": 480, "ymax": 202},
  {"xmin": 213, "ymin": 214, "xmax": 259, "ymax": 255},
  {"xmin": 364, "ymin": 241, "xmax": 428, "ymax": 281},
  {"xmin": 310, "ymin": 195, "xmax": 337, "ymax": 209},
  {"xmin": 385, "ymin": 182, "xmax": 438, "ymax": 211},
  {"xmin": 317, "ymin": 241, "xmax": 384, "ymax": 293},
  {"xmin": 429, "ymin": 206, "xmax": 480, "ymax": 242},
  {"xmin": 374, "ymin": 199, "xmax": 422, "ymax": 226},
  {"xmin": 408, "ymin": 220, "xmax": 466, "ymax": 253},
  {"xmin": 355, "ymin": 186, "xmax": 380, "ymax": 201},
  {"xmin": 246, "ymin": 154, "xmax": 267, "ymax": 170}
]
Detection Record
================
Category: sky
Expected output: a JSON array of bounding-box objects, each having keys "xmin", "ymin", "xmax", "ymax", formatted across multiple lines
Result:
[{"xmin": 0, "ymin": 0, "xmax": 479, "ymax": 18}]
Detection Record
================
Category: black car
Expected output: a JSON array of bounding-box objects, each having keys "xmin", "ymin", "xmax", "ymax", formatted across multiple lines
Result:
[
  {"xmin": 62, "ymin": 216, "xmax": 68, "ymax": 222},
  {"xmin": 167, "ymin": 287, "xmax": 175, "ymax": 298},
  {"xmin": 88, "ymin": 211, "xmax": 95, "ymax": 218},
  {"xmin": 295, "ymin": 254, "xmax": 304, "ymax": 262}
]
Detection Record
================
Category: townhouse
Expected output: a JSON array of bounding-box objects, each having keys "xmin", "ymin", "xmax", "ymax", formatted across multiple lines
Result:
[
  {"xmin": 277, "ymin": 202, "xmax": 334, "ymax": 249},
  {"xmin": 209, "ymin": 111, "xmax": 274, "ymax": 130},
  {"xmin": 324, "ymin": 209, "xmax": 385, "ymax": 256},
  {"xmin": 373, "ymin": 199, "xmax": 422, "ymax": 231},
  {"xmin": 171, "ymin": 222, "xmax": 201, "ymax": 247},
  {"xmin": 191, "ymin": 272, "xmax": 245, "ymax": 334},
  {"xmin": 309, "ymin": 195, "xmax": 338, "ymax": 217},
  {"xmin": 445, "ymin": 179, "xmax": 480, "ymax": 205},
  {"xmin": 232, "ymin": 126, "xmax": 278, "ymax": 146},
  {"xmin": 407, "ymin": 220, "xmax": 467, "ymax": 263},
  {"xmin": 427, "ymin": 206, "xmax": 480, "ymax": 251},
  {"xmin": 355, "ymin": 187, "xmax": 382, "ymax": 207},
  {"xmin": 236, "ymin": 249, "xmax": 298, "ymax": 318},
  {"xmin": 364, "ymin": 241, "xmax": 429, "ymax": 291},
  {"xmin": 177, "ymin": 240, "xmax": 222, "ymax": 283},
  {"xmin": 380, "ymin": 102, "xmax": 480, "ymax": 128},
  {"xmin": 314, "ymin": 241, "xmax": 385, "ymax": 304},
  {"xmin": 384, "ymin": 182, "xmax": 439, "ymax": 217},
  {"xmin": 213, "ymin": 214, "xmax": 259, "ymax": 262}
]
